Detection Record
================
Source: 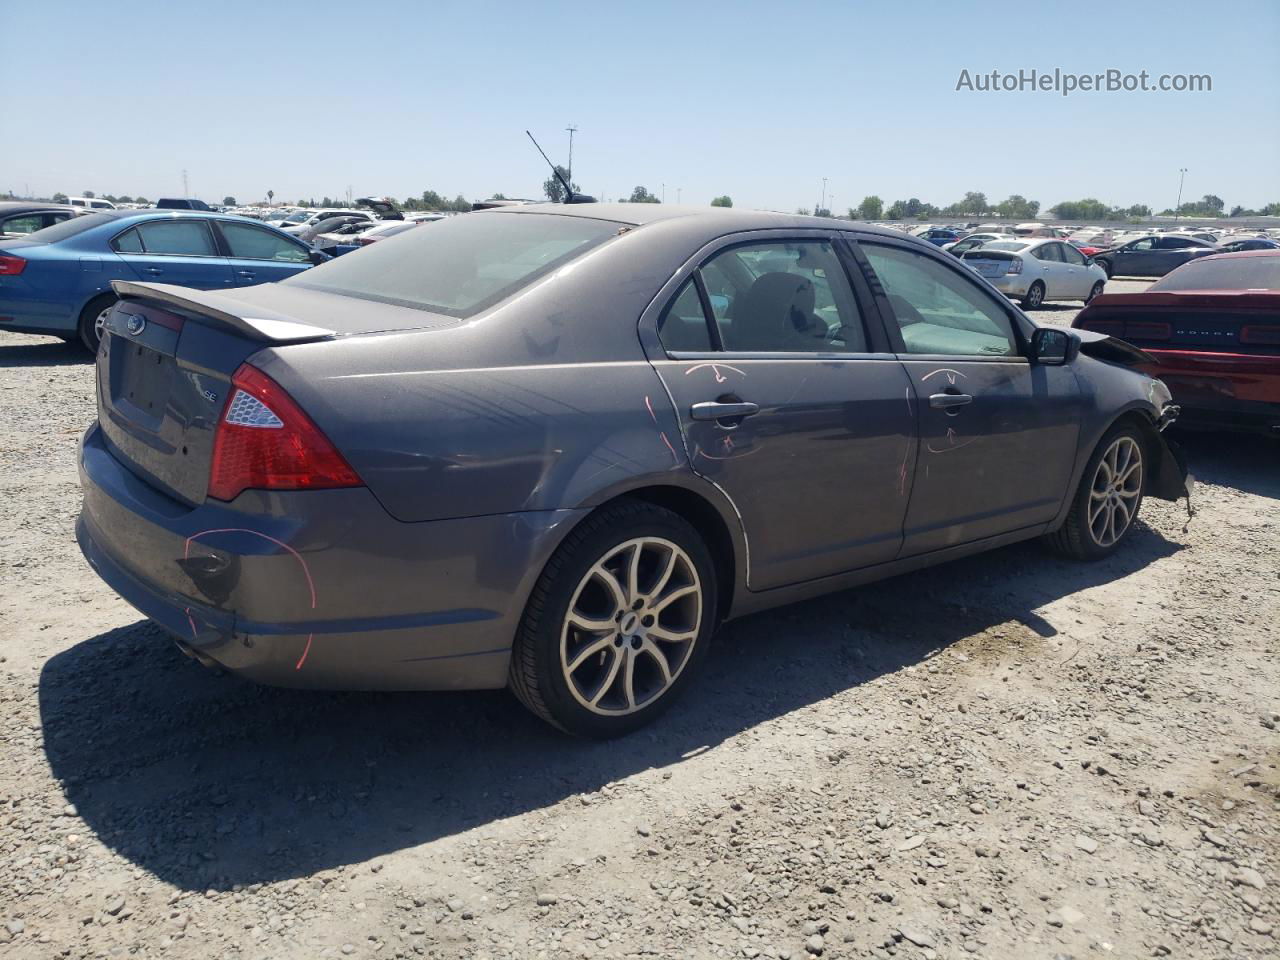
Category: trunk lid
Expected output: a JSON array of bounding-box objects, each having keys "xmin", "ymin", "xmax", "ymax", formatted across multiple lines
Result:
[
  {"xmin": 1075, "ymin": 292, "xmax": 1280, "ymax": 354},
  {"xmin": 95, "ymin": 281, "xmax": 460, "ymax": 505},
  {"xmin": 962, "ymin": 249, "xmax": 1020, "ymax": 278}
]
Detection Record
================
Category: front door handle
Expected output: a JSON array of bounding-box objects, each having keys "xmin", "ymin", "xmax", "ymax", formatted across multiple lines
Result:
[
  {"xmin": 690, "ymin": 400, "xmax": 760, "ymax": 422},
  {"xmin": 929, "ymin": 393, "xmax": 973, "ymax": 410},
  {"xmin": 236, "ymin": 270, "xmax": 256, "ymax": 278},
  {"xmin": 144, "ymin": 267, "xmax": 163, "ymax": 275}
]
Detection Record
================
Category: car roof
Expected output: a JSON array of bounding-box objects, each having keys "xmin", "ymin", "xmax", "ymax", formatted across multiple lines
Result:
[
  {"xmin": 0, "ymin": 201, "xmax": 74, "ymax": 214},
  {"xmin": 487, "ymin": 202, "xmax": 908, "ymax": 239},
  {"xmin": 1196, "ymin": 248, "xmax": 1280, "ymax": 262}
]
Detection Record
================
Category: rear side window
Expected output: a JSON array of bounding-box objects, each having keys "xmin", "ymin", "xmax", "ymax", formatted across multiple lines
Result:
[
  {"xmin": 698, "ymin": 241, "xmax": 868, "ymax": 353},
  {"xmin": 285, "ymin": 212, "xmax": 619, "ymax": 317},
  {"xmin": 658, "ymin": 280, "xmax": 714, "ymax": 352},
  {"xmin": 113, "ymin": 228, "xmax": 143, "ymax": 253},
  {"xmin": 219, "ymin": 221, "xmax": 310, "ymax": 262},
  {"xmin": 1, "ymin": 214, "xmax": 50, "ymax": 235},
  {"xmin": 134, "ymin": 220, "xmax": 217, "ymax": 256},
  {"xmin": 860, "ymin": 243, "xmax": 1017, "ymax": 357}
]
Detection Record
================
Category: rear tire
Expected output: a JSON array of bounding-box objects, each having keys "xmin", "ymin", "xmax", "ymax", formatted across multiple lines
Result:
[
  {"xmin": 1020, "ymin": 281, "xmax": 1045, "ymax": 310},
  {"xmin": 508, "ymin": 499, "xmax": 718, "ymax": 738},
  {"xmin": 77, "ymin": 293, "xmax": 117, "ymax": 354},
  {"xmin": 1046, "ymin": 422, "xmax": 1146, "ymax": 561}
]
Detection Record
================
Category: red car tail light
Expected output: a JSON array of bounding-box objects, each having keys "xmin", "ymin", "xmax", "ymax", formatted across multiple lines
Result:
[
  {"xmin": 1240, "ymin": 325, "xmax": 1280, "ymax": 346},
  {"xmin": 208, "ymin": 363, "xmax": 362, "ymax": 501},
  {"xmin": 1006, "ymin": 259, "xmax": 1023, "ymax": 275},
  {"xmin": 0, "ymin": 254, "xmax": 28, "ymax": 276}
]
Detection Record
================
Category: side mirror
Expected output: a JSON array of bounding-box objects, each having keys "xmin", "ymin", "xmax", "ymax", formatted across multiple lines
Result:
[
  {"xmin": 308, "ymin": 250, "xmax": 331, "ymax": 266},
  {"xmin": 1030, "ymin": 327, "xmax": 1079, "ymax": 365}
]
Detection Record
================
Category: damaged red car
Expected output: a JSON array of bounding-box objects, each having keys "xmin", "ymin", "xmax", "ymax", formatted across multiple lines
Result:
[{"xmin": 1073, "ymin": 250, "xmax": 1280, "ymax": 436}]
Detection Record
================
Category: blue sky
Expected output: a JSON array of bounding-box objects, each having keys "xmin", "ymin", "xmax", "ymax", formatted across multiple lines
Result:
[{"xmin": 3, "ymin": 0, "xmax": 1277, "ymax": 212}]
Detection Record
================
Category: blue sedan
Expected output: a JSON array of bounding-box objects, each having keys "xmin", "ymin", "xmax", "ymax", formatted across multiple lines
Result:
[{"xmin": 0, "ymin": 210, "xmax": 322, "ymax": 351}]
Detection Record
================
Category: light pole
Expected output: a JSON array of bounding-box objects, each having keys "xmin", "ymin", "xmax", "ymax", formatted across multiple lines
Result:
[
  {"xmin": 818, "ymin": 177, "xmax": 828, "ymax": 215},
  {"xmin": 1174, "ymin": 168, "xmax": 1187, "ymax": 222},
  {"xmin": 565, "ymin": 124, "xmax": 578, "ymax": 184}
]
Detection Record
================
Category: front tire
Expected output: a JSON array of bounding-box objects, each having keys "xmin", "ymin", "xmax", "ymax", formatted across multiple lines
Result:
[
  {"xmin": 1095, "ymin": 258, "xmax": 1113, "ymax": 279},
  {"xmin": 1046, "ymin": 423, "xmax": 1146, "ymax": 560},
  {"xmin": 1085, "ymin": 280, "xmax": 1105, "ymax": 304},
  {"xmin": 77, "ymin": 293, "xmax": 117, "ymax": 354},
  {"xmin": 509, "ymin": 500, "xmax": 718, "ymax": 738},
  {"xmin": 1021, "ymin": 281, "xmax": 1045, "ymax": 310}
]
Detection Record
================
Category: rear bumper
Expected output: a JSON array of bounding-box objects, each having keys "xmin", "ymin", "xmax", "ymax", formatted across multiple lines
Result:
[
  {"xmin": 1138, "ymin": 352, "xmax": 1280, "ymax": 435},
  {"xmin": 77, "ymin": 423, "xmax": 584, "ymax": 689}
]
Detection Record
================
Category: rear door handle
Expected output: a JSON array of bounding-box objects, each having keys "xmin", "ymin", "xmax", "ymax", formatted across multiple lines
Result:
[
  {"xmin": 236, "ymin": 270, "xmax": 256, "ymax": 278},
  {"xmin": 690, "ymin": 401, "xmax": 760, "ymax": 422},
  {"xmin": 929, "ymin": 393, "xmax": 973, "ymax": 409}
]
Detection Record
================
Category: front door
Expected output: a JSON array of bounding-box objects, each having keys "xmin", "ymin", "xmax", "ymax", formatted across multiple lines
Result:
[
  {"xmin": 853, "ymin": 239, "xmax": 1081, "ymax": 554},
  {"xmin": 646, "ymin": 236, "xmax": 917, "ymax": 591},
  {"xmin": 213, "ymin": 220, "xmax": 314, "ymax": 285},
  {"xmin": 1057, "ymin": 241, "xmax": 1094, "ymax": 297}
]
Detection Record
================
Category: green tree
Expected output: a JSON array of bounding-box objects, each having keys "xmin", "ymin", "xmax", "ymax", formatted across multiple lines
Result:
[
  {"xmin": 223, "ymin": 196, "xmax": 236, "ymax": 206},
  {"xmin": 961, "ymin": 191, "xmax": 989, "ymax": 215},
  {"xmin": 993, "ymin": 195, "xmax": 1040, "ymax": 220},
  {"xmin": 543, "ymin": 167, "xmax": 579, "ymax": 203},
  {"xmin": 1261, "ymin": 202, "xmax": 1280, "ymax": 216},
  {"xmin": 1201, "ymin": 194, "xmax": 1224, "ymax": 213},
  {"xmin": 83, "ymin": 190, "xmax": 95, "ymax": 198},
  {"xmin": 448, "ymin": 194, "xmax": 471, "ymax": 212},
  {"xmin": 710, "ymin": 195, "xmax": 733, "ymax": 207},
  {"xmin": 1126, "ymin": 204, "xmax": 1151, "ymax": 218},
  {"xmin": 134, "ymin": 196, "xmax": 149, "ymax": 205},
  {"xmin": 420, "ymin": 190, "xmax": 445, "ymax": 210},
  {"xmin": 52, "ymin": 192, "xmax": 68, "ymax": 203},
  {"xmin": 813, "ymin": 207, "xmax": 832, "ymax": 218},
  {"xmin": 117, "ymin": 195, "xmax": 134, "ymax": 204},
  {"xmin": 855, "ymin": 195, "xmax": 883, "ymax": 220},
  {"xmin": 1049, "ymin": 198, "xmax": 1110, "ymax": 220},
  {"xmin": 628, "ymin": 185, "xmax": 660, "ymax": 204}
]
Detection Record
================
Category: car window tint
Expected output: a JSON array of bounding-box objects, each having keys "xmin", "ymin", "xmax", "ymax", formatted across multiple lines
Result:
[
  {"xmin": 1, "ymin": 214, "xmax": 47, "ymax": 235},
  {"xmin": 112, "ymin": 228, "xmax": 143, "ymax": 253},
  {"xmin": 220, "ymin": 221, "xmax": 310, "ymax": 262},
  {"xmin": 860, "ymin": 243, "xmax": 1017, "ymax": 357},
  {"xmin": 657, "ymin": 280, "xmax": 713, "ymax": 352},
  {"xmin": 135, "ymin": 220, "xmax": 217, "ymax": 256},
  {"xmin": 1129, "ymin": 238, "xmax": 1156, "ymax": 251},
  {"xmin": 698, "ymin": 241, "xmax": 867, "ymax": 353},
  {"xmin": 1060, "ymin": 243, "xmax": 1087, "ymax": 265}
]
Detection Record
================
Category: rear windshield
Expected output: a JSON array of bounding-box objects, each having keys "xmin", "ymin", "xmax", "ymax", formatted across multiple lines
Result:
[
  {"xmin": 972, "ymin": 241, "xmax": 1028, "ymax": 253},
  {"xmin": 1149, "ymin": 256, "xmax": 1280, "ymax": 292},
  {"xmin": 21, "ymin": 212, "xmax": 119, "ymax": 243},
  {"xmin": 285, "ymin": 212, "xmax": 620, "ymax": 317}
]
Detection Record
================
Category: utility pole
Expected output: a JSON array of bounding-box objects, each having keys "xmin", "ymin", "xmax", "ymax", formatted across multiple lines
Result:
[
  {"xmin": 182, "ymin": 169, "xmax": 189, "ymax": 197},
  {"xmin": 818, "ymin": 177, "xmax": 828, "ymax": 215},
  {"xmin": 1174, "ymin": 168, "xmax": 1188, "ymax": 222},
  {"xmin": 677, "ymin": 188, "xmax": 682, "ymax": 204},
  {"xmin": 661, "ymin": 182, "xmax": 665, "ymax": 203},
  {"xmin": 565, "ymin": 124, "xmax": 578, "ymax": 184}
]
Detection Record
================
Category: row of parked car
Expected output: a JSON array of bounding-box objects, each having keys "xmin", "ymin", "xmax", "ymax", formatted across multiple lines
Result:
[{"xmin": 0, "ymin": 198, "xmax": 443, "ymax": 350}]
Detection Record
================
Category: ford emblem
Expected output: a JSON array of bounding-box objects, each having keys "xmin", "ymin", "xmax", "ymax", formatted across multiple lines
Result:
[{"xmin": 125, "ymin": 314, "xmax": 146, "ymax": 336}]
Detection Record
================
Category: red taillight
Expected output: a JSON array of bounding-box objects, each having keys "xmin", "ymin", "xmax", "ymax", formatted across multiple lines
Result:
[
  {"xmin": 0, "ymin": 254, "xmax": 27, "ymax": 276},
  {"xmin": 1006, "ymin": 259, "xmax": 1023, "ymax": 275},
  {"xmin": 1241, "ymin": 325, "xmax": 1280, "ymax": 346},
  {"xmin": 207, "ymin": 363, "xmax": 361, "ymax": 501}
]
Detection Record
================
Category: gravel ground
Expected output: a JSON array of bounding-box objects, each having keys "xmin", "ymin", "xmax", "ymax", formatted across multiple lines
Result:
[{"xmin": 1, "ymin": 280, "xmax": 1277, "ymax": 960}]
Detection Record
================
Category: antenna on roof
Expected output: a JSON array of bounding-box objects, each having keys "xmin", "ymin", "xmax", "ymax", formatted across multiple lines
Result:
[{"xmin": 526, "ymin": 130, "xmax": 595, "ymax": 204}]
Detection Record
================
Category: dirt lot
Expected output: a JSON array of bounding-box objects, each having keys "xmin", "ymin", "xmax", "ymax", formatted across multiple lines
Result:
[{"xmin": 1, "ymin": 282, "xmax": 1277, "ymax": 960}]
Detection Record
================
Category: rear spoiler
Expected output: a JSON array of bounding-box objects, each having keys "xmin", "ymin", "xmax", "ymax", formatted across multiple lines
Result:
[
  {"xmin": 111, "ymin": 281, "xmax": 335, "ymax": 344},
  {"xmin": 1079, "ymin": 290, "xmax": 1280, "ymax": 311}
]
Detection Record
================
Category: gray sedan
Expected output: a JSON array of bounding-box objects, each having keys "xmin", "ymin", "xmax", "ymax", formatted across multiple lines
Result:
[{"xmin": 77, "ymin": 205, "xmax": 1189, "ymax": 737}]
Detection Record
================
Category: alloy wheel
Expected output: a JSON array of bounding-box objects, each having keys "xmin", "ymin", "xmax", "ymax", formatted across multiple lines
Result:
[
  {"xmin": 1026, "ymin": 283, "xmax": 1044, "ymax": 309},
  {"xmin": 94, "ymin": 307, "xmax": 112, "ymax": 343},
  {"xmin": 1087, "ymin": 436, "xmax": 1142, "ymax": 547},
  {"xmin": 559, "ymin": 537, "xmax": 703, "ymax": 716}
]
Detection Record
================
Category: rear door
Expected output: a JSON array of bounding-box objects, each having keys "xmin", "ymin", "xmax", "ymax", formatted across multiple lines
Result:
[
  {"xmin": 1155, "ymin": 236, "xmax": 1210, "ymax": 275},
  {"xmin": 642, "ymin": 231, "xmax": 917, "ymax": 591},
  {"xmin": 852, "ymin": 238, "xmax": 1081, "ymax": 554},
  {"xmin": 214, "ymin": 220, "xmax": 314, "ymax": 285},
  {"xmin": 111, "ymin": 219, "xmax": 235, "ymax": 289}
]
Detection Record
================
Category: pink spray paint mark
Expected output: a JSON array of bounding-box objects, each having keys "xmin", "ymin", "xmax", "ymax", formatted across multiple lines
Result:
[
  {"xmin": 644, "ymin": 394, "xmax": 658, "ymax": 423},
  {"xmin": 660, "ymin": 432, "xmax": 680, "ymax": 463},
  {"xmin": 184, "ymin": 527, "xmax": 317, "ymax": 670}
]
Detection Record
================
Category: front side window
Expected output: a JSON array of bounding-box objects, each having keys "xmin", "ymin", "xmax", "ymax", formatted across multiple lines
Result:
[
  {"xmin": 1128, "ymin": 238, "xmax": 1156, "ymax": 251},
  {"xmin": 285, "ymin": 212, "xmax": 619, "ymax": 317},
  {"xmin": 1060, "ymin": 243, "xmax": 1087, "ymax": 265},
  {"xmin": 696, "ymin": 241, "xmax": 867, "ymax": 353},
  {"xmin": 860, "ymin": 243, "xmax": 1018, "ymax": 357},
  {"xmin": 219, "ymin": 221, "xmax": 310, "ymax": 261},
  {"xmin": 133, "ymin": 220, "xmax": 217, "ymax": 256}
]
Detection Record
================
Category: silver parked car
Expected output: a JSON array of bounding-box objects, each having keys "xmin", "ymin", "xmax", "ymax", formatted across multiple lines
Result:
[
  {"xmin": 77, "ymin": 205, "xmax": 1189, "ymax": 737},
  {"xmin": 961, "ymin": 239, "xmax": 1109, "ymax": 308}
]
